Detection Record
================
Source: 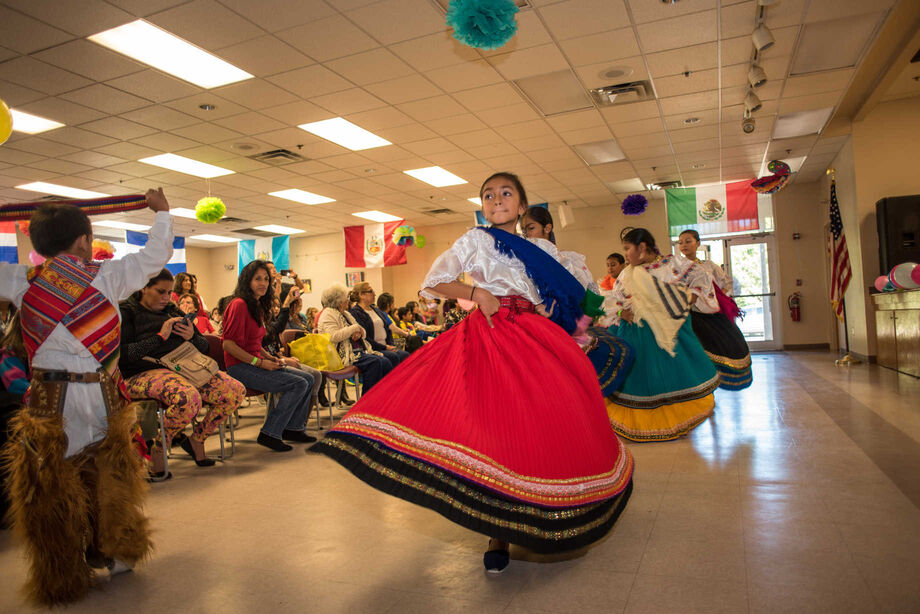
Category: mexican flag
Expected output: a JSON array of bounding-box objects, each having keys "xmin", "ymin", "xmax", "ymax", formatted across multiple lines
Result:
[
  {"xmin": 238, "ymin": 235, "xmax": 290, "ymax": 272},
  {"xmin": 344, "ymin": 221, "xmax": 407, "ymax": 268},
  {"xmin": 666, "ymin": 180, "xmax": 761, "ymax": 237}
]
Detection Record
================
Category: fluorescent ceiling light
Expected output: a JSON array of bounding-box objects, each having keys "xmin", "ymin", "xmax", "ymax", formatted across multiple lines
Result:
[
  {"xmin": 352, "ymin": 210, "xmax": 401, "ymax": 223},
  {"xmin": 10, "ymin": 109, "xmax": 64, "ymax": 134},
  {"xmin": 169, "ymin": 207, "xmax": 200, "ymax": 219},
  {"xmin": 773, "ymin": 107, "xmax": 834, "ymax": 139},
  {"xmin": 468, "ymin": 197, "xmax": 482, "ymax": 206},
  {"xmin": 572, "ymin": 139, "xmax": 625, "ymax": 166},
  {"xmin": 139, "ymin": 153, "xmax": 234, "ymax": 178},
  {"xmin": 189, "ymin": 234, "xmax": 238, "ymax": 243},
  {"xmin": 298, "ymin": 118, "xmax": 391, "ymax": 151},
  {"xmin": 16, "ymin": 182, "xmax": 109, "ymax": 199},
  {"xmin": 253, "ymin": 224, "xmax": 305, "ymax": 235},
  {"xmin": 269, "ymin": 189, "xmax": 335, "ymax": 205},
  {"xmin": 92, "ymin": 220, "xmax": 151, "ymax": 231},
  {"xmin": 88, "ymin": 20, "xmax": 253, "ymax": 88},
  {"xmin": 403, "ymin": 166, "xmax": 467, "ymax": 187}
]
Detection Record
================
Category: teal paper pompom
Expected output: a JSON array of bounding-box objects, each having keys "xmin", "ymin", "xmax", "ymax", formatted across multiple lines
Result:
[
  {"xmin": 195, "ymin": 197, "xmax": 226, "ymax": 223},
  {"xmin": 446, "ymin": 0, "xmax": 519, "ymax": 50}
]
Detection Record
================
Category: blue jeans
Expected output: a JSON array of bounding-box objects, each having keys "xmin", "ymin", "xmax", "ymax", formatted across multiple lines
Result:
[
  {"xmin": 353, "ymin": 353, "xmax": 392, "ymax": 392},
  {"xmin": 226, "ymin": 364, "xmax": 314, "ymax": 438},
  {"xmin": 379, "ymin": 349, "xmax": 409, "ymax": 369}
]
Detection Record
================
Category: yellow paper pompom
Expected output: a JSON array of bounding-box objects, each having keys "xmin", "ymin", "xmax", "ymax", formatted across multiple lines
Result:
[{"xmin": 195, "ymin": 197, "xmax": 226, "ymax": 223}]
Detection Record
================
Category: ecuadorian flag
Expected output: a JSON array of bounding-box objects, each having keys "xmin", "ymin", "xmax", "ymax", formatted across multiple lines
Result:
[
  {"xmin": 238, "ymin": 236, "xmax": 289, "ymax": 272},
  {"xmin": 0, "ymin": 222, "xmax": 17, "ymax": 264}
]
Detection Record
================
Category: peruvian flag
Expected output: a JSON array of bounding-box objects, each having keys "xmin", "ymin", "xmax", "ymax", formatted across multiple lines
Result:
[{"xmin": 344, "ymin": 221, "xmax": 407, "ymax": 268}]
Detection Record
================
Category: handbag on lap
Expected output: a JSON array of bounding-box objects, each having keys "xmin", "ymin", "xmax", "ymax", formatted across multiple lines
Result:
[{"xmin": 144, "ymin": 342, "xmax": 219, "ymax": 387}]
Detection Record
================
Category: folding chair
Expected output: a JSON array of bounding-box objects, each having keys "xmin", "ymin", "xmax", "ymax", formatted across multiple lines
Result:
[{"xmin": 316, "ymin": 365, "xmax": 362, "ymax": 430}]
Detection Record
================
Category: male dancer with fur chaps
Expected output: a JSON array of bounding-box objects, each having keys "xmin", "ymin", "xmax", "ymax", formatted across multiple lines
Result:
[{"xmin": 0, "ymin": 188, "xmax": 172, "ymax": 606}]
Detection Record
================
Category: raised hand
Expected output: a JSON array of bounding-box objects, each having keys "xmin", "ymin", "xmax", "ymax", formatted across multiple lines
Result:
[{"xmin": 145, "ymin": 187, "xmax": 169, "ymax": 212}]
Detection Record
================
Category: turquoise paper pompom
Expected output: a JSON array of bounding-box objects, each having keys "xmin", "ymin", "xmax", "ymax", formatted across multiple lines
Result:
[{"xmin": 446, "ymin": 0, "xmax": 519, "ymax": 50}]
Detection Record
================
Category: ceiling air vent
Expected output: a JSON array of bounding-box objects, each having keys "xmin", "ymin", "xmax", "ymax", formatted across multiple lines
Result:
[
  {"xmin": 234, "ymin": 227, "xmax": 278, "ymax": 237},
  {"xmin": 422, "ymin": 208, "xmax": 455, "ymax": 215},
  {"xmin": 646, "ymin": 180, "xmax": 683, "ymax": 191},
  {"xmin": 216, "ymin": 216, "xmax": 246, "ymax": 224},
  {"xmin": 590, "ymin": 81, "xmax": 653, "ymax": 107},
  {"xmin": 247, "ymin": 149, "xmax": 306, "ymax": 165}
]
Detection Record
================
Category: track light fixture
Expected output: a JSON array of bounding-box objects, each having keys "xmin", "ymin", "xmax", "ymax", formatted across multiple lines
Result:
[
  {"xmin": 752, "ymin": 23, "xmax": 774, "ymax": 51},
  {"xmin": 748, "ymin": 64, "xmax": 767, "ymax": 88},
  {"xmin": 744, "ymin": 90, "xmax": 763, "ymax": 113}
]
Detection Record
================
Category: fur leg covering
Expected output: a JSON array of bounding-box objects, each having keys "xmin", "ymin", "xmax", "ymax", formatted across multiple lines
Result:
[
  {"xmin": 0, "ymin": 409, "xmax": 93, "ymax": 607},
  {"xmin": 94, "ymin": 401, "xmax": 152, "ymax": 565}
]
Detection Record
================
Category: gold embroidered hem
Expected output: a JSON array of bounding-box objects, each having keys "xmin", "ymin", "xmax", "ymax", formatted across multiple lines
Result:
[{"xmin": 606, "ymin": 394, "xmax": 715, "ymax": 442}]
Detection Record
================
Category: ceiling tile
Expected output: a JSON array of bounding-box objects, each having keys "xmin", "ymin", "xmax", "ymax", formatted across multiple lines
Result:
[
  {"xmin": 267, "ymin": 65, "xmax": 353, "ymax": 99},
  {"xmin": 557, "ymin": 27, "xmax": 640, "ymax": 68},
  {"xmin": 0, "ymin": 5, "xmax": 72, "ymax": 54},
  {"xmin": 61, "ymin": 151, "xmax": 127, "ymax": 168},
  {"xmin": 611, "ymin": 117, "xmax": 665, "ymax": 137},
  {"xmin": 61, "ymin": 84, "xmax": 150, "ymax": 115},
  {"xmin": 345, "ymin": 106, "xmax": 415, "ymax": 131},
  {"xmin": 212, "ymin": 111, "xmax": 287, "ymax": 135},
  {"xmin": 575, "ymin": 56, "xmax": 648, "ymax": 89},
  {"xmin": 4, "ymin": 0, "xmax": 132, "ymax": 36},
  {"xmin": 654, "ymin": 68, "xmax": 720, "ymax": 98},
  {"xmin": 132, "ymin": 132, "xmax": 201, "ymax": 152},
  {"xmin": 539, "ymin": 0, "xmax": 630, "ymax": 40},
  {"xmin": 545, "ymin": 109, "xmax": 606, "ymax": 132},
  {"xmin": 276, "ymin": 15, "xmax": 378, "ymax": 62},
  {"xmin": 778, "ymin": 92, "xmax": 842, "ymax": 114},
  {"xmin": 721, "ymin": 1, "xmax": 757, "ymax": 39},
  {"xmin": 213, "ymin": 79, "xmax": 299, "ymax": 110},
  {"xmin": 476, "ymin": 103, "xmax": 540, "ymax": 126},
  {"xmin": 82, "ymin": 116, "xmax": 159, "ymax": 140},
  {"xmin": 105, "ymin": 70, "xmax": 202, "ymax": 104},
  {"xmin": 627, "ymin": 0, "xmax": 718, "ymax": 24},
  {"xmin": 18, "ymin": 97, "xmax": 106, "ymax": 125},
  {"xmin": 346, "ymin": 0, "xmax": 445, "ymax": 45},
  {"xmin": 636, "ymin": 10, "xmax": 718, "ymax": 54},
  {"xmin": 488, "ymin": 44, "xmax": 570, "ymax": 81},
  {"xmin": 599, "ymin": 100, "xmax": 662, "ymax": 124},
  {"xmin": 216, "ymin": 36, "xmax": 313, "ymax": 79},
  {"xmin": 171, "ymin": 122, "xmax": 242, "ymax": 144},
  {"xmin": 426, "ymin": 60, "xmax": 504, "ymax": 93},
  {"xmin": 28, "ymin": 158, "xmax": 95, "ymax": 175},
  {"xmin": 365, "ymin": 75, "xmax": 443, "ymax": 105},
  {"xmin": 397, "ymin": 95, "xmax": 468, "ymax": 122},
  {"xmin": 647, "ymin": 42, "xmax": 718, "ymax": 78},
  {"xmin": 0, "ymin": 57, "xmax": 92, "ymax": 95},
  {"xmin": 451, "ymin": 83, "xmax": 525, "ymax": 112},
  {"xmin": 121, "ymin": 105, "xmax": 201, "ymax": 130},
  {"xmin": 5, "ymin": 137, "xmax": 80, "ymax": 158},
  {"xmin": 0, "ymin": 80, "xmax": 46, "ymax": 107},
  {"xmin": 33, "ymin": 40, "xmax": 143, "ymax": 82},
  {"xmin": 425, "ymin": 113, "xmax": 488, "ymax": 136},
  {"xmin": 310, "ymin": 88, "xmax": 387, "ymax": 115},
  {"xmin": 659, "ymin": 90, "xmax": 720, "ymax": 115},
  {"xmin": 479, "ymin": 10, "xmax": 554, "ymax": 57},
  {"xmin": 261, "ymin": 100, "xmax": 332, "ymax": 125},
  {"xmin": 804, "ymin": 0, "xmax": 896, "ymax": 23},
  {"xmin": 149, "ymin": 0, "xmax": 264, "ymax": 50},
  {"xmin": 326, "ymin": 48, "xmax": 414, "ymax": 85},
  {"xmin": 40, "ymin": 127, "xmax": 117, "ymax": 149},
  {"xmin": 217, "ymin": 0, "xmax": 335, "ymax": 32},
  {"xmin": 782, "ymin": 69, "xmax": 855, "ymax": 99},
  {"xmin": 390, "ymin": 31, "xmax": 481, "ymax": 72}
]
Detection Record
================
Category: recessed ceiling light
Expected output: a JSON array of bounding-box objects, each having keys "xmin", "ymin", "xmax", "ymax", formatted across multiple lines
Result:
[
  {"xmin": 468, "ymin": 197, "xmax": 482, "ymax": 206},
  {"xmin": 139, "ymin": 153, "xmax": 234, "ymax": 178},
  {"xmin": 683, "ymin": 117, "xmax": 700, "ymax": 125},
  {"xmin": 10, "ymin": 109, "xmax": 65, "ymax": 134},
  {"xmin": 572, "ymin": 139, "xmax": 626, "ymax": 165},
  {"xmin": 16, "ymin": 182, "xmax": 109, "ymax": 199},
  {"xmin": 92, "ymin": 220, "xmax": 151, "ymax": 231},
  {"xmin": 253, "ymin": 224, "xmax": 305, "ymax": 235},
  {"xmin": 403, "ymin": 166, "xmax": 467, "ymax": 187},
  {"xmin": 189, "ymin": 234, "xmax": 238, "ymax": 243},
  {"xmin": 198, "ymin": 103, "xmax": 216, "ymax": 111},
  {"xmin": 352, "ymin": 210, "xmax": 402, "ymax": 223},
  {"xmin": 298, "ymin": 117, "xmax": 391, "ymax": 151},
  {"xmin": 169, "ymin": 207, "xmax": 200, "ymax": 219},
  {"xmin": 269, "ymin": 189, "xmax": 335, "ymax": 205},
  {"xmin": 88, "ymin": 20, "xmax": 253, "ymax": 88},
  {"xmin": 691, "ymin": 163, "xmax": 706, "ymax": 169}
]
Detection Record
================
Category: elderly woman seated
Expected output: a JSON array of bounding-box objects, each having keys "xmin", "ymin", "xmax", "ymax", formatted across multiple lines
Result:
[
  {"xmin": 318, "ymin": 284, "xmax": 392, "ymax": 392},
  {"xmin": 347, "ymin": 282, "xmax": 409, "ymax": 369}
]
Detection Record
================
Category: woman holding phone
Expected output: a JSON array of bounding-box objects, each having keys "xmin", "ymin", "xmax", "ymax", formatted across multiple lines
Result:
[{"xmin": 177, "ymin": 292, "xmax": 214, "ymax": 334}]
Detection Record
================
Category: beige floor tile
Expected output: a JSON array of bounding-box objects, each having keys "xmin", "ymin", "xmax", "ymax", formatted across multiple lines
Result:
[
  {"xmin": 509, "ymin": 559, "xmax": 634, "ymax": 613},
  {"xmin": 852, "ymin": 554, "xmax": 920, "ymax": 614},
  {"xmin": 638, "ymin": 532, "xmax": 746, "ymax": 582},
  {"xmin": 624, "ymin": 573, "xmax": 748, "ymax": 614},
  {"xmin": 748, "ymin": 579, "xmax": 879, "ymax": 614}
]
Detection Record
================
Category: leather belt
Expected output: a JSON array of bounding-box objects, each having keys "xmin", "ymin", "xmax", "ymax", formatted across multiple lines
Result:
[{"xmin": 32, "ymin": 369, "xmax": 104, "ymax": 384}]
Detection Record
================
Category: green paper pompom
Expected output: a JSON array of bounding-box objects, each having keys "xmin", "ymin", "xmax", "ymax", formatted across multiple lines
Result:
[
  {"xmin": 415, "ymin": 235, "xmax": 427, "ymax": 248},
  {"xmin": 195, "ymin": 197, "xmax": 226, "ymax": 223}
]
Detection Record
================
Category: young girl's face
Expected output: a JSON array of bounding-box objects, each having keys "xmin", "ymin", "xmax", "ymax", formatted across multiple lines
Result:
[
  {"xmin": 606, "ymin": 258, "xmax": 624, "ymax": 277},
  {"xmin": 481, "ymin": 176, "xmax": 526, "ymax": 227},
  {"xmin": 178, "ymin": 296, "xmax": 196, "ymax": 314},
  {"xmin": 520, "ymin": 214, "xmax": 551, "ymax": 240},
  {"xmin": 677, "ymin": 233, "xmax": 700, "ymax": 259},
  {"xmin": 623, "ymin": 242, "xmax": 648, "ymax": 267}
]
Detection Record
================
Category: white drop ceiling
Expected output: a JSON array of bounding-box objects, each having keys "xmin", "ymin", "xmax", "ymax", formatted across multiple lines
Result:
[{"xmin": 0, "ymin": 0, "xmax": 909, "ymax": 246}]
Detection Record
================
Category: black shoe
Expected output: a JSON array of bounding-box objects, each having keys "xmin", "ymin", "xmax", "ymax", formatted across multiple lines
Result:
[
  {"xmin": 483, "ymin": 540, "xmax": 510, "ymax": 574},
  {"xmin": 281, "ymin": 429, "xmax": 317, "ymax": 443},
  {"xmin": 146, "ymin": 470, "xmax": 172, "ymax": 482},
  {"xmin": 340, "ymin": 397, "xmax": 355, "ymax": 407},
  {"xmin": 179, "ymin": 436, "xmax": 217, "ymax": 467},
  {"xmin": 257, "ymin": 432, "xmax": 293, "ymax": 452}
]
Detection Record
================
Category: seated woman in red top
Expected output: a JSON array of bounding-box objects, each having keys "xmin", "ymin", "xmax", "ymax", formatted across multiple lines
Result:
[
  {"xmin": 170, "ymin": 272, "xmax": 207, "ymax": 318},
  {"xmin": 221, "ymin": 261, "xmax": 316, "ymax": 452},
  {"xmin": 177, "ymin": 292, "xmax": 214, "ymax": 334}
]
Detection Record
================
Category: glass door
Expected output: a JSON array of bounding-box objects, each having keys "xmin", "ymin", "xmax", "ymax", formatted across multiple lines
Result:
[{"xmin": 724, "ymin": 235, "xmax": 780, "ymax": 350}]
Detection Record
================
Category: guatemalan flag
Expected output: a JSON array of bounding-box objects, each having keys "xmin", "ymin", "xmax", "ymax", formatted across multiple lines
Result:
[
  {"xmin": 344, "ymin": 221, "xmax": 407, "ymax": 268},
  {"xmin": 238, "ymin": 236, "xmax": 290, "ymax": 273},
  {"xmin": 0, "ymin": 222, "xmax": 17, "ymax": 264},
  {"xmin": 126, "ymin": 230, "xmax": 186, "ymax": 274}
]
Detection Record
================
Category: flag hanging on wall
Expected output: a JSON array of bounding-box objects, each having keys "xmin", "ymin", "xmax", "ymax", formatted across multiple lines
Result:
[
  {"xmin": 344, "ymin": 221, "xmax": 406, "ymax": 268},
  {"xmin": 126, "ymin": 230, "xmax": 186, "ymax": 274},
  {"xmin": 828, "ymin": 181, "xmax": 852, "ymax": 321},
  {"xmin": 666, "ymin": 180, "xmax": 761, "ymax": 236},
  {"xmin": 238, "ymin": 235, "xmax": 290, "ymax": 273},
  {"xmin": 0, "ymin": 222, "xmax": 17, "ymax": 263}
]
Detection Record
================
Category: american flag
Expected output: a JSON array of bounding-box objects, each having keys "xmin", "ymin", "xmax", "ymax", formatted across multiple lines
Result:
[{"xmin": 829, "ymin": 181, "xmax": 851, "ymax": 321}]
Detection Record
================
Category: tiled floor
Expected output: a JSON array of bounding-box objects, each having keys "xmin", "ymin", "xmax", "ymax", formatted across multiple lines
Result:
[{"xmin": 2, "ymin": 351, "xmax": 919, "ymax": 613}]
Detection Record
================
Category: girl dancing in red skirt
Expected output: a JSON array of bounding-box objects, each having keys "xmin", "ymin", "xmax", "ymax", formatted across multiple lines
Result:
[{"xmin": 313, "ymin": 172, "xmax": 633, "ymax": 573}]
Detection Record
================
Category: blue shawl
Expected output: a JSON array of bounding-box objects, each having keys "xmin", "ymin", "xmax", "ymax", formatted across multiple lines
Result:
[{"xmin": 481, "ymin": 227, "xmax": 586, "ymax": 333}]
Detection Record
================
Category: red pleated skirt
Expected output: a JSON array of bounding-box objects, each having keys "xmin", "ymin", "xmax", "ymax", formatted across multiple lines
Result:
[{"xmin": 313, "ymin": 298, "xmax": 634, "ymax": 553}]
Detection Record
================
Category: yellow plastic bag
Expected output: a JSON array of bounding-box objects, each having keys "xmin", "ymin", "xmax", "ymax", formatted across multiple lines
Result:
[{"xmin": 289, "ymin": 333, "xmax": 344, "ymax": 371}]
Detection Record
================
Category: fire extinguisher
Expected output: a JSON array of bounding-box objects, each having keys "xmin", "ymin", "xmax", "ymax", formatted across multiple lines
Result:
[{"xmin": 788, "ymin": 292, "xmax": 801, "ymax": 322}]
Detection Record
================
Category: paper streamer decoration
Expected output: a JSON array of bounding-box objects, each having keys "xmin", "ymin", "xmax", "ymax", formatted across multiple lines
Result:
[
  {"xmin": 92, "ymin": 239, "xmax": 115, "ymax": 260},
  {"xmin": 750, "ymin": 160, "xmax": 791, "ymax": 195},
  {"xmin": 0, "ymin": 194, "xmax": 148, "ymax": 221},
  {"xmin": 391, "ymin": 224, "xmax": 417, "ymax": 247}
]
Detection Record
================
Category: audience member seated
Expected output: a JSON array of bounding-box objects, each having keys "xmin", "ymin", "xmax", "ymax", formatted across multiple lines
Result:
[
  {"xmin": 209, "ymin": 306, "xmax": 222, "ymax": 334},
  {"xmin": 214, "ymin": 295, "xmax": 233, "ymax": 335},
  {"xmin": 348, "ymin": 282, "xmax": 409, "ymax": 369},
  {"xmin": 120, "ymin": 269, "xmax": 245, "ymax": 474},
  {"xmin": 0, "ymin": 312, "xmax": 28, "ymax": 397},
  {"xmin": 281, "ymin": 286, "xmax": 311, "ymax": 331},
  {"xmin": 442, "ymin": 299, "xmax": 470, "ymax": 332},
  {"xmin": 171, "ymin": 272, "xmax": 207, "ymax": 316},
  {"xmin": 178, "ymin": 292, "xmax": 215, "ymax": 334},
  {"xmin": 318, "ymin": 285, "xmax": 392, "ymax": 392},
  {"xmin": 376, "ymin": 292, "xmax": 410, "ymax": 343},
  {"xmin": 395, "ymin": 307, "xmax": 425, "ymax": 353},
  {"xmin": 221, "ymin": 260, "xmax": 316, "ymax": 452},
  {"xmin": 405, "ymin": 301, "xmax": 441, "ymax": 340},
  {"xmin": 305, "ymin": 307, "xmax": 319, "ymax": 331}
]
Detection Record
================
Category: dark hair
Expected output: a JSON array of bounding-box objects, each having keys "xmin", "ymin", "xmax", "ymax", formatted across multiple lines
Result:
[
  {"xmin": 443, "ymin": 299, "xmax": 458, "ymax": 311},
  {"xmin": 172, "ymin": 272, "xmax": 197, "ymax": 295},
  {"xmin": 233, "ymin": 260, "xmax": 273, "ymax": 325},
  {"xmin": 217, "ymin": 295, "xmax": 233, "ymax": 317},
  {"xmin": 177, "ymin": 292, "xmax": 200, "ymax": 311},
  {"xmin": 521, "ymin": 205, "xmax": 556, "ymax": 244},
  {"xmin": 29, "ymin": 203, "xmax": 92, "ymax": 258},
  {"xmin": 679, "ymin": 229, "xmax": 701, "ymax": 242},
  {"xmin": 377, "ymin": 292, "xmax": 394, "ymax": 312},
  {"xmin": 132, "ymin": 268, "xmax": 173, "ymax": 301},
  {"xmin": 479, "ymin": 171, "xmax": 529, "ymax": 207},
  {"xmin": 0, "ymin": 312, "xmax": 26, "ymax": 363},
  {"xmin": 396, "ymin": 306, "xmax": 411, "ymax": 320},
  {"xmin": 621, "ymin": 228, "xmax": 659, "ymax": 255},
  {"xmin": 607, "ymin": 252, "xmax": 625, "ymax": 264}
]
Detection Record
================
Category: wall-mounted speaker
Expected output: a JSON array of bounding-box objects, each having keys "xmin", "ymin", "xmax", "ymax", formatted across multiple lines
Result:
[{"xmin": 877, "ymin": 195, "xmax": 920, "ymax": 275}]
